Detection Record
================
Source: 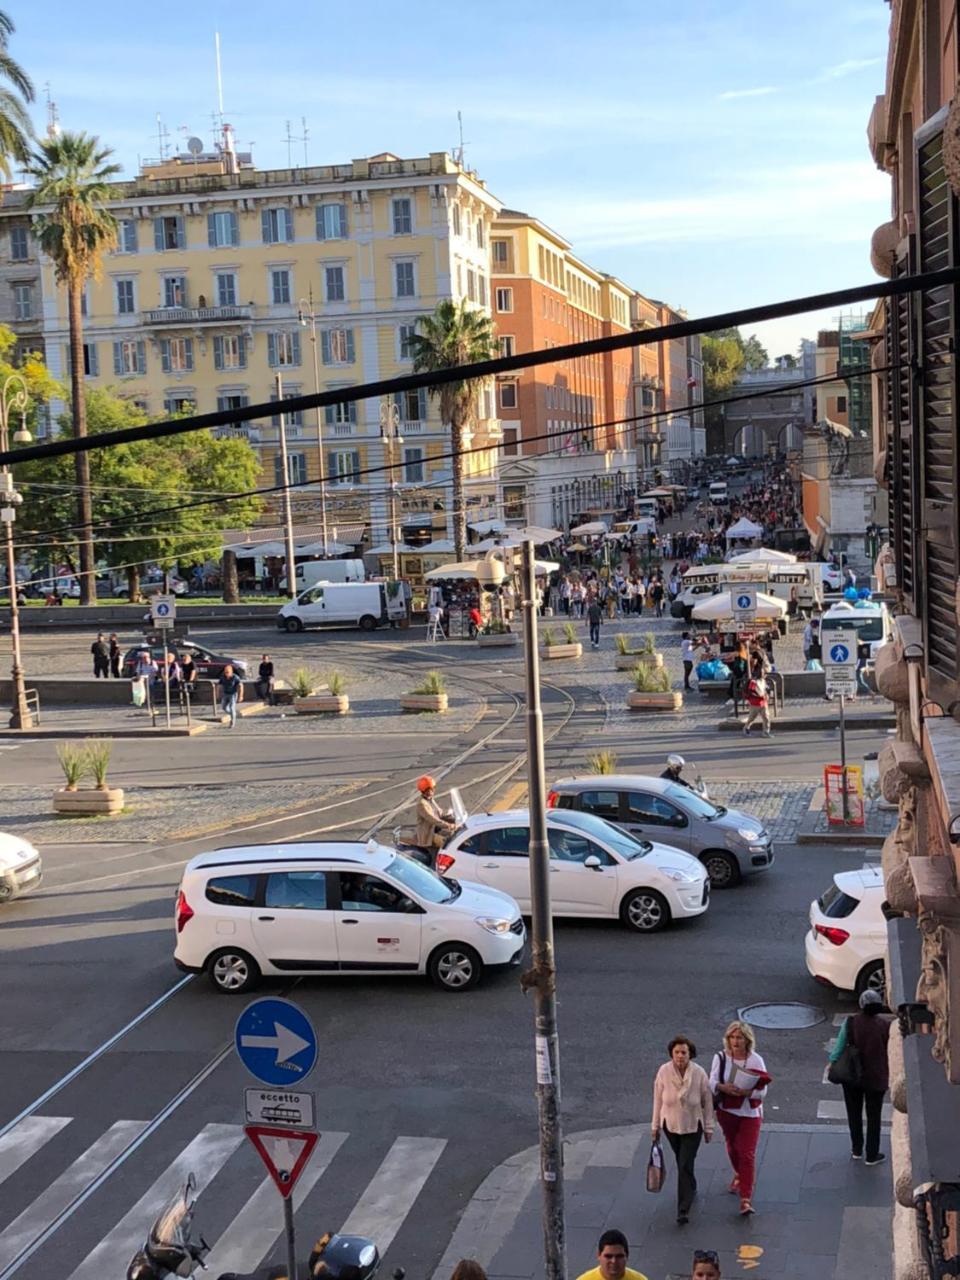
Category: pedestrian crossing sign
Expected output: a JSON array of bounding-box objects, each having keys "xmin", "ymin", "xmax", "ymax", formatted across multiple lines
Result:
[{"xmin": 244, "ymin": 1124, "xmax": 319, "ymax": 1199}]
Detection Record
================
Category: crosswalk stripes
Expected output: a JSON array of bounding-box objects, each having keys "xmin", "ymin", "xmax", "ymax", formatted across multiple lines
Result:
[
  {"xmin": 341, "ymin": 1136, "xmax": 448, "ymax": 1251},
  {"xmin": 0, "ymin": 1116, "xmax": 70, "ymax": 1187}
]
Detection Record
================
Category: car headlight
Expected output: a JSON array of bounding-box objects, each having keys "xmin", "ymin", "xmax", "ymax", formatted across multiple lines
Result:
[
  {"xmin": 662, "ymin": 868, "xmax": 698, "ymax": 883},
  {"xmin": 475, "ymin": 916, "xmax": 513, "ymax": 934},
  {"xmin": 738, "ymin": 828, "xmax": 765, "ymax": 843}
]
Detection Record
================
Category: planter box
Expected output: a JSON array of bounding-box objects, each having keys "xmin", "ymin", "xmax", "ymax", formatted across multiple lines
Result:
[
  {"xmin": 477, "ymin": 633, "xmax": 519, "ymax": 647},
  {"xmin": 543, "ymin": 643, "xmax": 583, "ymax": 660},
  {"xmin": 53, "ymin": 786, "xmax": 124, "ymax": 815},
  {"xmin": 295, "ymin": 694, "xmax": 349, "ymax": 715},
  {"xmin": 401, "ymin": 693, "xmax": 449, "ymax": 713},
  {"xmin": 615, "ymin": 652, "xmax": 664, "ymax": 671},
  {"xmin": 627, "ymin": 691, "xmax": 683, "ymax": 712}
]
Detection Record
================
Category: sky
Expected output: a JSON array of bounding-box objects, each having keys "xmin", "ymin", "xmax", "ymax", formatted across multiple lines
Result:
[{"xmin": 14, "ymin": 0, "xmax": 892, "ymax": 360}]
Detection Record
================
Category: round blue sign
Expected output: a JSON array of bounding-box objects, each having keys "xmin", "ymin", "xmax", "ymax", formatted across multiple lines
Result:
[
  {"xmin": 830, "ymin": 643, "xmax": 849, "ymax": 663},
  {"xmin": 737, "ymin": 594, "xmax": 751, "ymax": 608},
  {"xmin": 235, "ymin": 998, "xmax": 317, "ymax": 1086}
]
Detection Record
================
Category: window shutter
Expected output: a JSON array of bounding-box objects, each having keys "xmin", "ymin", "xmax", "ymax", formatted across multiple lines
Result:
[
  {"xmin": 351, "ymin": 450, "xmax": 360, "ymax": 479},
  {"xmin": 327, "ymin": 448, "xmax": 338, "ymax": 480},
  {"xmin": 321, "ymin": 331, "xmax": 331, "ymax": 364},
  {"xmin": 161, "ymin": 340, "xmax": 171, "ymax": 373},
  {"xmin": 137, "ymin": 341, "xmax": 146, "ymax": 375},
  {"xmin": 238, "ymin": 336, "xmax": 246, "ymax": 369},
  {"xmin": 348, "ymin": 400, "xmax": 357, "ymax": 424},
  {"xmin": 337, "ymin": 204, "xmax": 348, "ymax": 238},
  {"xmin": 184, "ymin": 338, "xmax": 194, "ymax": 370},
  {"xmin": 316, "ymin": 206, "xmax": 326, "ymax": 240},
  {"xmin": 345, "ymin": 330, "xmax": 355, "ymax": 362},
  {"xmin": 284, "ymin": 208, "xmax": 294, "ymax": 242},
  {"xmin": 418, "ymin": 387, "xmax": 427, "ymax": 421},
  {"xmin": 261, "ymin": 209, "xmax": 271, "ymax": 243},
  {"xmin": 207, "ymin": 213, "xmax": 217, "ymax": 247},
  {"xmin": 267, "ymin": 333, "xmax": 277, "ymax": 367},
  {"xmin": 292, "ymin": 332, "xmax": 301, "ymax": 365},
  {"xmin": 113, "ymin": 342, "xmax": 123, "ymax": 376},
  {"xmin": 153, "ymin": 217, "xmax": 164, "ymax": 251},
  {"xmin": 213, "ymin": 336, "xmax": 224, "ymax": 370},
  {"xmin": 175, "ymin": 216, "xmax": 185, "ymax": 249},
  {"xmin": 274, "ymin": 455, "xmax": 285, "ymax": 486},
  {"xmin": 228, "ymin": 211, "xmax": 238, "ymax": 246}
]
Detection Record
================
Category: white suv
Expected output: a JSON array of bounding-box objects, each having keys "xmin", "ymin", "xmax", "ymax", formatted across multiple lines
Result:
[
  {"xmin": 804, "ymin": 867, "xmax": 886, "ymax": 999},
  {"xmin": 174, "ymin": 842, "xmax": 525, "ymax": 994}
]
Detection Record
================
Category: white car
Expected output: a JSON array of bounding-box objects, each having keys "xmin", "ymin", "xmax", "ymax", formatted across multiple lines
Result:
[
  {"xmin": 174, "ymin": 841, "xmax": 525, "ymax": 994},
  {"xmin": 0, "ymin": 833, "xmax": 42, "ymax": 902},
  {"xmin": 438, "ymin": 809, "xmax": 709, "ymax": 932},
  {"xmin": 804, "ymin": 867, "xmax": 886, "ymax": 999}
]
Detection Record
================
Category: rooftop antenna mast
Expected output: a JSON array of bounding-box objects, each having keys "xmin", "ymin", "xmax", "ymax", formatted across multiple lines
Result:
[
  {"xmin": 44, "ymin": 83, "xmax": 61, "ymax": 139},
  {"xmin": 215, "ymin": 31, "xmax": 225, "ymax": 132},
  {"xmin": 453, "ymin": 110, "xmax": 469, "ymax": 167},
  {"xmin": 286, "ymin": 117, "xmax": 309, "ymax": 167},
  {"xmin": 156, "ymin": 114, "xmax": 170, "ymax": 161}
]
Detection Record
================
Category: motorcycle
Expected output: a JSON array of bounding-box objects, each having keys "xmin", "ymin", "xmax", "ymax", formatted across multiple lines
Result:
[{"xmin": 390, "ymin": 786, "xmax": 468, "ymax": 870}]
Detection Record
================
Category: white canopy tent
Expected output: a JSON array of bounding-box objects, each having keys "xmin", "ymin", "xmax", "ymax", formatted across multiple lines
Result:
[
  {"xmin": 512, "ymin": 525, "xmax": 562, "ymax": 543},
  {"xmin": 692, "ymin": 590, "xmax": 787, "ymax": 622},
  {"xmin": 424, "ymin": 557, "xmax": 558, "ymax": 582},
  {"xmin": 366, "ymin": 542, "xmax": 419, "ymax": 556},
  {"xmin": 296, "ymin": 540, "xmax": 353, "ymax": 556},
  {"xmin": 416, "ymin": 538, "xmax": 457, "ymax": 554},
  {"xmin": 570, "ymin": 521, "xmax": 608, "ymax": 536},
  {"xmin": 468, "ymin": 519, "xmax": 507, "ymax": 534},
  {"xmin": 724, "ymin": 517, "xmax": 764, "ymax": 542},
  {"xmin": 729, "ymin": 547, "xmax": 797, "ymax": 564}
]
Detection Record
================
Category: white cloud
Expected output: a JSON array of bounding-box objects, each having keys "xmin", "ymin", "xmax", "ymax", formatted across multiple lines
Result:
[
  {"xmin": 817, "ymin": 57, "xmax": 883, "ymax": 80},
  {"xmin": 718, "ymin": 86, "xmax": 778, "ymax": 100}
]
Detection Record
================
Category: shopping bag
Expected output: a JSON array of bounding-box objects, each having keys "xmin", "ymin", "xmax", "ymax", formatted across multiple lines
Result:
[
  {"xmin": 131, "ymin": 676, "xmax": 146, "ymax": 708},
  {"xmin": 646, "ymin": 1140, "xmax": 665, "ymax": 1193}
]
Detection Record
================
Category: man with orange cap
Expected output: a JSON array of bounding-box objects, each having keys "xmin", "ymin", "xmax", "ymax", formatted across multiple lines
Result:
[{"xmin": 415, "ymin": 776, "xmax": 456, "ymax": 855}]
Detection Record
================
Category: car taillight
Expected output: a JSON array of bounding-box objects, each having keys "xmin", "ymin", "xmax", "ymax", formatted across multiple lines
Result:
[
  {"xmin": 546, "ymin": 791, "xmax": 559, "ymax": 808},
  {"xmin": 815, "ymin": 924, "xmax": 849, "ymax": 946},
  {"xmin": 176, "ymin": 890, "xmax": 194, "ymax": 933},
  {"xmin": 435, "ymin": 852, "xmax": 456, "ymax": 874}
]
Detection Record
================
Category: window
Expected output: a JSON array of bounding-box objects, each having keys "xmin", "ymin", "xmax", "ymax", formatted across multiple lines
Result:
[
  {"xmin": 205, "ymin": 874, "xmax": 258, "ymax": 907},
  {"xmin": 9, "ymin": 226, "xmax": 27, "ymax": 261},
  {"xmin": 392, "ymin": 197, "xmax": 412, "ymax": 235},
  {"xmin": 207, "ymin": 210, "xmax": 239, "ymax": 248},
  {"xmin": 113, "ymin": 339, "xmax": 146, "ymax": 376},
  {"xmin": 575, "ymin": 790, "xmax": 621, "ymax": 822},
  {"xmin": 452, "ymin": 204, "xmax": 461, "ymax": 236},
  {"xmin": 398, "ymin": 323, "xmax": 416, "ymax": 359},
  {"xmin": 395, "ymin": 261, "xmax": 415, "ymax": 298},
  {"xmin": 485, "ymin": 826, "xmax": 530, "ymax": 857},
  {"xmin": 261, "ymin": 207, "xmax": 294, "ymax": 244},
  {"xmin": 274, "ymin": 453, "xmax": 308, "ymax": 487},
  {"xmin": 476, "ymin": 218, "xmax": 485, "ymax": 249},
  {"xmin": 503, "ymin": 483, "xmax": 525, "ymax": 520},
  {"xmin": 338, "ymin": 872, "xmax": 414, "ymax": 913},
  {"xmin": 216, "ymin": 393, "xmax": 250, "ymax": 430},
  {"xmin": 216, "ymin": 272, "xmax": 237, "ymax": 307},
  {"xmin": 115, "ymin": 279, "xmax": 135, "ymax": 315},
  {"xmin": 271, "ymin": 269, "xmax": 291, "ymax": 305},
  {"xmin": 403, "ymin": 447, "xmax": 424, "ymax": 482},
  {"xmin": 502, "ymin": 426, "xmax": 519, "ymax": 456},
  {"xmin": 264, "ymin": 870, "xmax": 327, "ymax": 910},
  {"xmin": 499, "ymin": 335, "xmax": 515, "ymax": 358},
  {"xmin": 492, "ymin": 239, "xmax": 509, "ymax": 267},
  {"xmin": 270, "ymin": 392, "xmax": 303, "ymax": 427},
  {"xmin": 213, "ymin": 334, "xmax": 246, "ymax": 371},
  {"xmin": 12, "ymin": 284, "xmax": 31, "ymax": 320},
  {"xmin": 321, "ymin": 328, "xmax": 355, "ymax": 364},
  {"xmin": 164, "ymin": 395, "xmax": 194, "ymax": 416},
  {"xmin": 82, "ymin": 342, "xmax": 99, "ymax": 377},
  {"xmin": 268, "ymin": 331, "xmax": 302, "ymax": 368},
  {"xmin": 316, "ymin": 203, "xmax": 348, "ymax": 240},
  {"xmin": 624, "ymin": 792, "xmax": 685, "ymax": 827},
  {"xmin": 548, "ymin": 828, "xmax": 613, "ymax": 866},
  {"xmin": 328, "ymin": 448, "xmax": 361, "ymax": 482},
  {"xmin": 324, "ymin": 265, "xmax": 345, "ymax": 302},
  {"xmin": 496, "ymin": 287, "xmax": 513, "ymax": 313},
  {"xmin": 160, "ymin": 337, "xmax": 194, "ymax": 373},
  {"xmin": 163, "ymin": 276, "xmax": 186, "ymax": 308},
  {"xmin": 118, "ymin": 219, "xmax": 137, "ymax": 254},
  {"xmin": 837, "ymin": 395, "xmax": 847, "ymax": 413},
  {"xmin": 325, "ymin": 398, "xmax": 357, "ymax": 427},
  {"xmin": 395, "ymin": 387, "xmax": 427, "ymax": 422},
  {"xmin": 478, "ymin": 275, "xmax": 487, "ymax": 306},
  {"xmin": 466, "ymin": 268, "xmax": 476, "ymax": 302},
  {"xmin": 153, "ymin": 215, "xmax": 185, "ymax": 251},
  {"xmin": 499, "ymin": 381, "xmax": 518, "ymax": 410}
]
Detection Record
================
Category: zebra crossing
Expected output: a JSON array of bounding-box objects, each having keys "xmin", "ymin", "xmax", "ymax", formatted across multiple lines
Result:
[
  {"xmin": 816, "ymin": 1012, "xmax": 893, "ymax": 1125},
  {"xmin": 0, "ymin": 1112, "xmax": 449, "ymax": 1279}
]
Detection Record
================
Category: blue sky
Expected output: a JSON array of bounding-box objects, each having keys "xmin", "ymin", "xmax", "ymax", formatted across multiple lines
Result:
[{"xmin": 15, "ymin": 0, "xmax": 890, "ymax": 358}]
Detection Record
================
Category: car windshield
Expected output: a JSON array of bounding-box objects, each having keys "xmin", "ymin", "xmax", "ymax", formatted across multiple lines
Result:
[
  {"xmin": 828, "ymin": 614, "xmax": 884, "ymax": 642},
  {"xmin": 548, "ymin": 809, "xmax": 650, "ymax": 860},
  {"xmin": 386, "ymin": 855, "xmax": 458, "ymax": 903},
  {"xmin": 664, "ymin": 783, "xmax": 722, "ymax": 820}
]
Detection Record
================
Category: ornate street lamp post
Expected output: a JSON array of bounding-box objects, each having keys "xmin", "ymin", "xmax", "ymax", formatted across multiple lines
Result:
[
  {"xmin": 379, "ymin": 399, "xmax": 404, "ymax": 580},
  {"xmin": 0, "ymin": 374, "xmax": 33, "ymax": 729}
]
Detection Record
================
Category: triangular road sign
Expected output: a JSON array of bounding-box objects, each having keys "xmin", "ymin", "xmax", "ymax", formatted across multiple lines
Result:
[{"xmin": 244, "ymin": 1124, "xmax": 319, "ymax": 1199}]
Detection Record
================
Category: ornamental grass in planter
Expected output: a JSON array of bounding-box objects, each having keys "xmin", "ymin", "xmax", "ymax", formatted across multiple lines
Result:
[
  {"xmin": 477, "ymin": 620, "xmax": 519, "ymax": 647},
  {"xmin": 614, "ymin": 629, "xmax": 665, "ymax": 671},
  {"xmin": 588, "ymin": 749, "xmax": 618, "ymax": 775},
  {"xmin": 401, "ymin": 669, "xmax": 448, "ymax": 713},
  {"xmin": 53, "ymin": 739, "xmax": 124, "ymax": 815},
  {"xmin": 626, "ymin": 662, "xmax": 683, "ymax": 712},
  {"xmin": 542, "ymin": 619, "xmax": 582, "ymax": 660},
  {"xmin": 295, "ymin": 668, "xmax": 349, "ymax": 715}
]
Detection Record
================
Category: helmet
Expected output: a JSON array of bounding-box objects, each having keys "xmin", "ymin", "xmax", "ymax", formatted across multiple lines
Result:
[
  {"xmin": 667, "ymin": 754, "xmax": 685, "ymax": 770},
  {"xmin": 416, "ymin": 775, "xmax": 436, "ymax": 793}
]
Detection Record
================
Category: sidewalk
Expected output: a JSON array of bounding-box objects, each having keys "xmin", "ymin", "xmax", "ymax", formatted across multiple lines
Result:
[{"xmin": 435, "ymin": 1123, "xmax": 891, "ymax": 1280}]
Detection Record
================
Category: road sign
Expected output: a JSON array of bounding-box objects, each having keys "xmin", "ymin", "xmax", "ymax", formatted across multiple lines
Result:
[
  {"xmin": 235, "ymin": 998, "xmax": 317, "ymax": 1086},
  {"xmin": 244, "ymin": 1087, "xmax": 316, "ymax": 1130},
  {"xmin": 244, "ymin": 1125, "xmax": 319, "ymax": 1198},
  {"xmin": 732, "ymin": 584, "xmax": 758, "ymax": 624},
  {"xmin": 822, "ymin": 626, "xmax": 858, "ymax": 699},
  {"xmin": 150, "ymin": 594, "xmax": 176, "ymax": 629}
]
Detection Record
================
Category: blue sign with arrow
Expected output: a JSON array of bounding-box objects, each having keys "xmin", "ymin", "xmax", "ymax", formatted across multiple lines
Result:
[{"xmin": 235, "ymin": 998, "xmax": 317, "ymax": 1086}]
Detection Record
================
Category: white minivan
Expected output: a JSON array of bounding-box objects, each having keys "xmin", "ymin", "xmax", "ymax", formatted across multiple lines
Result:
[
  {"xmin": 279, "ymin": 559, "xmax": 366, "ymax": 591},
  {"xmin": 278, "ymin": 581, "xmax": 388, "ymax": 632}
]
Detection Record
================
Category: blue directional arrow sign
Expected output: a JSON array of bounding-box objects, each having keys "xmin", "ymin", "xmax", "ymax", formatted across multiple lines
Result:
[
  {"xmin": 235, "ymin": 998, "xmax": 317, "ymax": 1086},
  {"xmin": 830, "ymin": 642, "xmax": 849, "ymax": 664}
]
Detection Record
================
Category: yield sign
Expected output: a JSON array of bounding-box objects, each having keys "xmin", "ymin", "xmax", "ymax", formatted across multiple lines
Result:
[{"xmin": 245, "ymin": 1125, "xmax": 319, "ymax": 1199}]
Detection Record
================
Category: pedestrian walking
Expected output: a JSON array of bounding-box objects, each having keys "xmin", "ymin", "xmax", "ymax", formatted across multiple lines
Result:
[
  {"xmin": 587, "ymin": 596, "xmax": 603, "ymax": 649},
  {"xmin": 651, "ymin": 578, "xmax": 664, "ymax": 618},
  {"xmin": 180, "ymin": 651, "xmax": 198, "ymax": 699},
  {"xmin": 709, "ymin": 1020, "xmax": 770, "ymax": 1216},
  {"xmin": 108, "ymin": 633, "xmax": 122, "ymax": 678},
  {"xmin": 742, "ymin": 675, "xmax": 771, "ymax": 737},
  {"xmin": 90, "ymin": 632, "xmax": 110, "ymax": 679},
  {"xmin": 651, "ymin": 1035, "xmax": 715, "ymax": 1225},
  {"xmin": 256, "ymin": 653, "xmax": 275, "ymax": 705},
  {"xmin": 727, "ymin": 642, "xmax": 749, "ymax": 709},
  {"xmin": 680, "ymin": 632, "xmax": 695, "ymax": 691},
  {"xmin": 218, "ymin": 663, "xmax": 243, "ymax": 728},
  {"xmin": 829, "ymin": 989, "xmax": 890, "ymax": 1165},
  {"xmin": 574, "ymin": 1229, "xmax": 648, "ymax": 1280},
  {"xmin": 856, "ymin": 639, "xmax": 872, "ymax": 695}
]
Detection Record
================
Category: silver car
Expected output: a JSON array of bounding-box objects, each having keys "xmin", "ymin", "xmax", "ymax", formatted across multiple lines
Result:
[{"xmin": 546, "ymin": 775, "xmax": 774, "ymax": 890}]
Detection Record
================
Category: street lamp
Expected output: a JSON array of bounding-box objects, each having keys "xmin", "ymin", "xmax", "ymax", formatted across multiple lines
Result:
[
  {"xmin": 0, "ymin": 374, "xmax": 33, "ymax": 730},
  {"xmin": 379, "ymin": 399, "xmax": 404, "ymax": 579},
  {"xmin": 297, "ymin": 290, "xmax": 330, "ymax": 554}
]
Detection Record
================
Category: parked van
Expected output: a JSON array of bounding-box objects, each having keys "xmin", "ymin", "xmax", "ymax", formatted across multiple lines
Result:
[
  {"xmin": 708, "ymin": 481, "xmax": 729, "ymax": 504},
  {"xmin": 279, "ymin": 559, "xmax": 366, "ymax": 591},
  {"xmin": 278, "ymin": 581, "xmax": 388, "ymax": 632},
  {"xmin": 671, "ymin": 566, "xmax": 721, "ymax": 619},
  {"xmin": 821, "ymin": 600, "xmax": 893, "ymax": 663},
  {"xmin": 633, "ymin": 497, "xmax": 660, "ymax": 521},
  {"xmin": 611, "ymin": 517, "xmax": 656, "ymax": 540}
]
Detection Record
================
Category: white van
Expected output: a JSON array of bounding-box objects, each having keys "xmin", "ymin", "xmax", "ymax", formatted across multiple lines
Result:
[
  {"xmin": 634, "ymin": 498, "xmax": 660, "ymax": 521},
  {"xmin": 708, "ymin": 481, "xmax": 728, "ymax": 504},
  {"xmin": 278, "ymin": 581, "xmax": 388, "ymax": 632},
  {"xmin": 672, "ymin": 566, "xmax": 721, "ymax": 619},
  {"xmin": 612, "ymin": 517, "xmax": 656, "ymax": 540},
  {"xmin": 279, "ymin": 559, "xmax": 366, "ymax": 591},
  {"xmin": 821, "ymin": 601, "xmax": 893, "ymax": 663}
]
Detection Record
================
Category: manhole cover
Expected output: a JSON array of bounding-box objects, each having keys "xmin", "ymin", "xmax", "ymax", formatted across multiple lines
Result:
[{"xmin": 737, "ymin": 1002, "xmax": 825, "ymax": 1029}]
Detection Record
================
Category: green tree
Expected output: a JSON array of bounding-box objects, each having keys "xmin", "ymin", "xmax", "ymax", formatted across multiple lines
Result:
[
  {"xmin": 409, "ymin": 299, "xmax": 499, "ymax": 559},
  {"xmin": 701, "ymin": 333, "xmax": 745, "ymax": 455},
  {"xmin": 0, "ymin": 11, "xmax": 34, "ymax": 178},
  {"xmin": 742, "ymin": 334, "xmax": 769, "ymax": 371},
  {"xmin": 26, "ymin": 132, "xmax": 121, "ymax": 604}
]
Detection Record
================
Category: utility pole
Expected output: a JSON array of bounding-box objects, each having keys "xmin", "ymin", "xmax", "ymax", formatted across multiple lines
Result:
[
  {"xmin": 519, "ymin": 538, "xmax": 566, "ymax": 1280},
  {"xmin": 276, "ymin": 373, "xmax": 298, "ymax": 599},
  {"xmin": 298, "ymin": 291, "xmax": 330, "ymax": 555}
]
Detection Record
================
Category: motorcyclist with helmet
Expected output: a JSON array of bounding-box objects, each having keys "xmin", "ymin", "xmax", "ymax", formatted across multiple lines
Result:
[
  {"xmin": 415, "ymin": 776, "xmax": 456, "ymax": 857},
  {"xmin": 661, "ymin": 754, "xmax": 696, "ymax": 792}
]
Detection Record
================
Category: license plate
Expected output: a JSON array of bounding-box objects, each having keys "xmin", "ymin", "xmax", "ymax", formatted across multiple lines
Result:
[{"xmin": 19, "ymin": 865, "xmax": 40, "ymax": 883}]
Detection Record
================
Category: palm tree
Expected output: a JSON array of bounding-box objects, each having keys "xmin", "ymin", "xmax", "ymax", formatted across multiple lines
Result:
[
  {"xmin": 0, "ymin": 11, "xmax": 34, "ymax": 178},
  {"xmin": 27, "ymin": 133, "xmax": 120, "ymax": 604},
  {"xmin": 410, "ymin": 299, "xmax": 498, "ymax": 560}
]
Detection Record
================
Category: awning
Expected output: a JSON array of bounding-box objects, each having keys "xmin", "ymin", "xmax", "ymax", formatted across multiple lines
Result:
[
  {"xmin": 469, "ymin": 519, "xmax": 507, "ymax": 534},
  {"xmin": 570, "ymin": 521, "xmax": 608, "ymax": 536},
  {"xmin": 691, "ymin": 590, "xmax": 787, "ymax": 622},
  {"xmin": 729, "ymin": 548, "xmax": 798, "ymax": 564},
  {"xmin": 725, "ymin": 517, "xmax": 764, "ymax": 540}
]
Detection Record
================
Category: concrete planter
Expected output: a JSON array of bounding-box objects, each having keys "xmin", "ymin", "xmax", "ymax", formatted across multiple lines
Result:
[
  {"xmin": 627, "ymin": 691, "xmax": 683, "ymax": 712},
  {"xmin": 615, "ymin": 652, "xmax": 664, "ymax": 671},
  {"xmin": 400, "ymin": 693, "xmax": 448, "ymax": 713},
  {"xmin": 543, "ymin": 643, "xmax": 583, "ymax": 660},
  {"xmin": 294, "ymin": 694, "xmax": 349, "ymax": 715},
  {"xmin": 477, "ymin": 633, "xmax": 519, "ymax": 647},
  {"xmin": 53, "ymin": 786, "xmax": 124, "ymax": 815}
]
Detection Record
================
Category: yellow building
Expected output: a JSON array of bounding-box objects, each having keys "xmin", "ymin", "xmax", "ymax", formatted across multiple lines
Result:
[{"xmin": 11, "ymin": 139, "xmax": 502, "ymax": 546}]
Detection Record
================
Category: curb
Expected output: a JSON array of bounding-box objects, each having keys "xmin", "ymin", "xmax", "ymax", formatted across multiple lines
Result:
[{"xmin": 717, "ymin": 715, "xmax": 895, "ymax": 733}]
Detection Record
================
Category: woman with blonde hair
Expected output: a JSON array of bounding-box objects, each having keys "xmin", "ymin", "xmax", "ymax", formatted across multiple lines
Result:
[{"xmin": 708, "ymin": 1020, "xmax": 771, "ymax": 1217}]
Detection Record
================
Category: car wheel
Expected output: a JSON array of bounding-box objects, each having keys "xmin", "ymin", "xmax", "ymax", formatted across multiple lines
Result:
[
  {"xmin": 285, "ymin": 617, "xmax": 303, "ymax": 633},
  {"xmin": 855, "ymin": 959, "xmax": 886, "ymax": 1003},
  {"xmin": 620, "ymin": 888, "xmax": 670, "ymax": 933},
  {"xmin": 701, "ymin": 850, "xmax": 741, "ymax": 889},
  {"xmin": 359, "ymin": 614, "xmax": 377, "ymax": 631},
  {"xmin": 428, "ymin": 943, "xmax": 483, "ymax": 992},
  {"xmin": 208, "ymin": 949, "xmax": 261, "ymax": 994}
]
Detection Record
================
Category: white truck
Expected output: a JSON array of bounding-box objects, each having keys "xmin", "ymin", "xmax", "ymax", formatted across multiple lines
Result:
[
  {"xmin": 708, "ymin": 480, "xmax": 728, "ymax": 504},
  {"xmin": 278, "ymin": 581, "xmax": 388, "ymax": 632},
  {"xmin": 278, "ymin": 559, "xmax": 366, "ymax": 591}
]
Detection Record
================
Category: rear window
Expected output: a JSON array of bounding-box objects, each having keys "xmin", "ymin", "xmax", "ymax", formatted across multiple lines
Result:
[
  {"xmin": 818, "ymin": 882, "xmax": 860, "ymax": 918},
  {"xmin": 205, "ymin": 874, "xmax": 258, "ymax": 907}
]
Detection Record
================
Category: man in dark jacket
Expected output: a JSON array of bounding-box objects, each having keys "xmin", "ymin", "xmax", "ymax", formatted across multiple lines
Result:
[
  {"xmin": 587, "ymin": 596, "xmax": 603, "ymax": 649},
  {"xmin": 90, "ymin": 632, "xmax": 110, "ymax": 678},
  {"xmin": 837, "ymin": 989, "xmax": 890, "ymax": 1165}
]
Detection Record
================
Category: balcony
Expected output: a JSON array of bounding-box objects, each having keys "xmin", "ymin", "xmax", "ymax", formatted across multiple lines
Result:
[{"xmin": 143, "ymin": 305, "xmax": 253, "ymax": 327}]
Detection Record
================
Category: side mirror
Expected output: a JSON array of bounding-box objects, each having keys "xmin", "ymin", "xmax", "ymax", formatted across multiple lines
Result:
[{"xmin": 584, "ymin": 855, "xmax": 602, "ymax": 870}]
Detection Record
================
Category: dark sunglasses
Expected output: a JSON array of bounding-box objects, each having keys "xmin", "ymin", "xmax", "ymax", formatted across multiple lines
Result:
[{"xmin": 693, "ymin": 1252, "xmax": 720, "ymax": 1267}]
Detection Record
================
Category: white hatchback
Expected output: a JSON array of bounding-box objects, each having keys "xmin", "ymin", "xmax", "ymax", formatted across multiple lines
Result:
[
  {"xmin": 0, "ymin": 833, "xmax": 42, "ymax": 902},
  {"xmin": 438, "ymin": 809, "xmax": 709, "ymax": 932},
  {"xmin": 804, "ymin": 867, "xmax": 886, "ymax": 999},
  {"xmin": 174, "ymin": 842, "xmax": 525, "ymax": 994}
]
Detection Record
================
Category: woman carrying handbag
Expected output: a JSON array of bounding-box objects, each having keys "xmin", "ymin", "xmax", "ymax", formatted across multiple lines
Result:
[
  {"xmin": 651, "ymin": 1035, "xmax": 714, "ymax": 1225},
  {"xmin": 828, "ymin": 989, "xmax": 889, "ymax": 1165}
]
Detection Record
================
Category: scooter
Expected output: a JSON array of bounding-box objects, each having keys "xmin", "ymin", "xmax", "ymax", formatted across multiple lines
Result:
[{"xmin": 390, "ymin": 786, "xmax": 469, "ymax": 870}]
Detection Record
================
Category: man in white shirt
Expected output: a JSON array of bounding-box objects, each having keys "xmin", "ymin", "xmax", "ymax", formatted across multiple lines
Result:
[{"xmin": 681, "ymin": 632, "xmax": 696, "ymax": 690}]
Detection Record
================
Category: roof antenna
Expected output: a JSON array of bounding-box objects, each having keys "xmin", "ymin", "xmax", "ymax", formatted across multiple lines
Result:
[
  {"xmin": 155, "ymin": 113, "xmax": 170, "ymax": 161},
  {"xmin": 285, "ymin": 117, "xmax": 309, "ymax": 167},
  {"xmin": 44, "ymin": 83, "xmax": 61, "ymax": 139},
  {"xmin": 215, "ymin": 31, "xmax": 225, "ymax": 133},
  {"xmin": 453, "ymin": 110, "xmax": 468, "ymax": 166}
]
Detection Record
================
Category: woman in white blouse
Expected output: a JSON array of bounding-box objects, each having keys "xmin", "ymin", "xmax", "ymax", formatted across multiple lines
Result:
[
  {"xmin": 651, "ymin": 1035, "xmax": 715, "ymax": 1225},
  {"xmin": 708, "ymin": 1020, "xmax": 769, "ymax": 1217}
]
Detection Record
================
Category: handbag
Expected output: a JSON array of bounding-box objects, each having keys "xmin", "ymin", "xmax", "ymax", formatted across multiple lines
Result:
[
  {"xmin": 646, "ymin": 1139, "xmax": 665, "ymax": 1193},
  {"xmin": 827, "ymin": 1017, "xmax": 863, "ymax": 1087},
  {"xmin": 712, "ymin": 1051, "xmax": 726, "ymax": 1109}
]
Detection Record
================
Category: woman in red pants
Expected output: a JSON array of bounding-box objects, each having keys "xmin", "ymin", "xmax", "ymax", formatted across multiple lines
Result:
[{"xmin": 708, "ymin": 1020, "xmax": 771, "ymax": 1216}]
